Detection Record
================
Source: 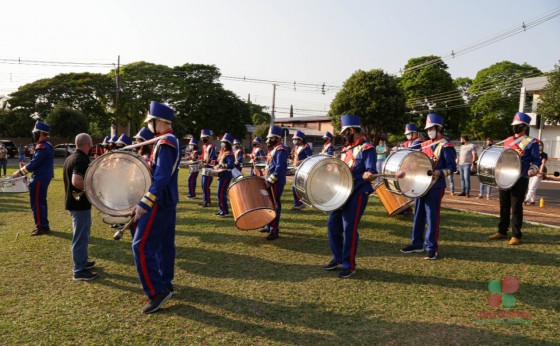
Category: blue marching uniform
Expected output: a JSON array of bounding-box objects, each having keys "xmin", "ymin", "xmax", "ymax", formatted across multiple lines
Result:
[
  {"xmin": 20, "ymin": 138, "xmax": 54, "ymax": 232},
  {"xmin": 201, "ymin": 142, "xmax": 217, "ymax": 206},
  {"xmin": 410, "ymin": 138, "xmax": 456, "ymax": 252},
  {"xmin": 327, "ymin": 137, "xmax": 376, "ymax": 272},
  {"xmin": 234, "ymin": 147, "xmax": 244, "ymax": 171},
  {"xmin": 250, "ymin": 146, "xmax": 266, "ymax": 176},
  {"xmin": 265, "ymin": 143, "xmax": 288, "ymax": 235},
  {"xmin": 291, "ymin": 143, "xmax": 313, "ymax": 207},
  {"xmin": 216, "ymin": 148, "xmax": 235, "ymax": 215},
  {"xmin": 132, "ymin": 129, "xmax": 180, "ymax": 297},
  {"xmin": 320, "ymin": 142, "xmax": 334, "ymax": 156}
]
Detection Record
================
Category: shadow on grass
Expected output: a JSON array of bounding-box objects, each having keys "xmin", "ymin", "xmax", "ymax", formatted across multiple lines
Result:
[
  {"xmin": 0, "ymin": 195, "xmax": 29, "ymax": 213},
  {"xmin": 166, "ymin": 285, "xmax": 555, "ymax": 345}
]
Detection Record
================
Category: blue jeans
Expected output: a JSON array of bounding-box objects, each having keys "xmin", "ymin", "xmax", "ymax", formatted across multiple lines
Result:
[
  {"xmin": 447, "ymin": 172, "xmax": 455, "ymax": 193},
  {"xmin": 376, "ymin": 159, "xmax": 385, "ymax": 184},
  {"xmin": 480, "ymin": 184, "xmax": 492, "ymax": 197},
  {"xmin": 69, "ymin": 209, "xmax": 92, "ymax": 273},
  {"xmin": 459, "ymin": 164, "xmax": 471, "ymax": 194}
]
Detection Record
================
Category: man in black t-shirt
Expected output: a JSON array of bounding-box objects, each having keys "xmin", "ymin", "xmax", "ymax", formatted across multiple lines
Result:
[{"xmin": 63, "ymin": 133, "xmax": 98, "ymax": 281}]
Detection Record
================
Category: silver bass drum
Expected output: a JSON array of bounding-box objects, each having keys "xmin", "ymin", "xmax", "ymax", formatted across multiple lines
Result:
[
  {"xmin": 85, "ymin": 151, "xmax": 152, "ymax": 216},
  {"xmin": 383, "ymin": 149, "xmax": 434, "ymax": 198},
  {"xmin": 293, "ymin": 155, "xmax": 353, "ymax": 212},
  {"xmin": 477, "ymin": 147, "xmax": 521, "ymax": 189}
]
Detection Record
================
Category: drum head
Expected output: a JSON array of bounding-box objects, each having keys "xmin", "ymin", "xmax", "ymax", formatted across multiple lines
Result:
[
  {"xmin": 495, "ymin": 149, "xmax": 522, "ymax": 189},
  {"xmin": 85, "ymin": 151, "xmax": 152, "ymax": 216}
]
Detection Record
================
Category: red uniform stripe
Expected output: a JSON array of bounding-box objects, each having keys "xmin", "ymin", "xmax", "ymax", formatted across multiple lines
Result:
[
  {"xmin": 139, "ymin": 204, "xmax": 159, "ymax": 297},
  {"xmin": 35, "ymin": 181, "xmax": 42, "ymax": 228},
  {"xmin": 349, "ymin": 193, "xmax": 364, "ymax": 271}
]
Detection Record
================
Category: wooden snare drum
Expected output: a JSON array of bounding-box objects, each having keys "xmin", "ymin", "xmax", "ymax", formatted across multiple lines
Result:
[
  {"xmin": 374, "ymin": 183, "xmax": 414, "ymax": 216},
  {"xmin": 227, "ymin": 176, "xmax": 276, "ymax": 230}
]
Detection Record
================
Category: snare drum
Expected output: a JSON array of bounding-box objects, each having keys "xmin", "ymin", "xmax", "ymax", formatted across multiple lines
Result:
[
  {"xmin": 293, "ymin": 155, "xmax": 353, "ymax": 212},
  {"xmin": 202, "ymin": 168, "xmax": 221, "ymax": 177},
  {"xmin": 227, "ymin": 176, "xmax": 276, "ymax": 230},
  {"xmin": 189, "ymin": 162, "xmax": 202, "ymax": 173},
  {"xmin": 383, "ymin": 149, "xmax": 434, "ymax": 198},
  {"xmin": 374, "ymin": 183, "xmax": 413, "ymax": 216},
  {"xmin": 0, "ymin": 176, "xmax": 28, "ymax": 193},
  {"xmin": 286, "ymin": 166, "xmax": 296, "ymax": 176},
  {"xmin": 477, "ymin": 147, "xmax": 521, "ymax": 189},
  {"xmin": 84, "ymin": 151, "xmax": 152, "ymax": 216}
]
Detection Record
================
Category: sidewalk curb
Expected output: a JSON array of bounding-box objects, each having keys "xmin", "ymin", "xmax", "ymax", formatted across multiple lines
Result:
[{"xmin": 442, "ymin": 206, "xmax": 560, "ymax": 229}]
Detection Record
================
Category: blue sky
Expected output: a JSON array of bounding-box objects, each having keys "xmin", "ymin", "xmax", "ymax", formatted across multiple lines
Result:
[{"xmin": 1, "ymin": 0, "xmax": 559, "ymax": 117}]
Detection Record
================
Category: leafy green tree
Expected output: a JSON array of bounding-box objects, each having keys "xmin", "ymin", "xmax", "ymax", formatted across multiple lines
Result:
[
  {"xmin": 468, "ymin": 61, "xmax": 541, "ymax": 139},
  {"xmin": 253, "ymin": 123, "xmax": 270, "ymax": 141},
  {"xmin": 46, "ymin": 104, "xmax": 89, "ymax": 138},
  {"xmin": 400, "ymin": 55, "xmax": 465, "ymax": 138},
  {"xmin": 537, "ymin": 62, "xmax": 560, "ymax": 125},
  {"xmin": 0, "ymin": 108, "xmax": 35, "ymax": 138},
  {"xmin": 329, "ymin": 69, "xmax": 406, "ymax": 140},
  {"xmin": 7, "ymin": 72, "xmax": 113, "ymax": 138},
  {"xmin": 248, "ymin": 102, "xmax": 270, "ymax": 125}
]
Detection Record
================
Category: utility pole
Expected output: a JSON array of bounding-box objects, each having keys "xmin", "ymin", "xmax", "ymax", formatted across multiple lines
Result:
[
  {"xmin": 114, "ymin": 55, "xmax": 120, "ymax": 135},
  {"xmin": 270, "ymin": 84, "xmax": 276, "ymax": 126}
]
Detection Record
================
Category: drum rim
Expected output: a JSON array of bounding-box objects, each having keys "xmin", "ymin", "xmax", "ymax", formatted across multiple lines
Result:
[
  {"xmin": 234, "ymin": 207, "xmax": 277, "ymax": 230},
  {"xmin": 383, "ymin": 149, "xmax": 434, "ymax": 198},
  {"xmin": 477, "ymin": 147, "xmax": 521, "ymax": 189},
  {"xmin": 227, "ymin": 175, "xmax": 266, "ymax": 194},
  {"xmin": 85, "ymin": 150, "xmax": 152, "ymax": 216}
]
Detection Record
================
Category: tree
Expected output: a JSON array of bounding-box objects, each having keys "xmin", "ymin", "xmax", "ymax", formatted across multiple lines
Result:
[
  {"xmin": 537, "ymin": 62, "xmax": 560, "ymax": 125},
  {"xmin": 0, "ymin": 108, "xmax": 36, "ymax": 138},
  {"xmin": 329, "ymin": 69, "xmax": 406, "ymax": 140},
  {"xmin": 253, "ymin": 123, "xmax": 270, "ymax": 141},
  {"xmin": 400, "ymin": 55, "xmax": 466, "ymax": 138},
  {"xmin": 468, "ymin": 61, "xmax": 541, "ymax": 139},
  {"xmin": 46, "ymin": 104, "xmax": 89, "ymax": 138},
  {"xmin": 248, "ymin": 102, "xmax": 270, "ymax": 125}
]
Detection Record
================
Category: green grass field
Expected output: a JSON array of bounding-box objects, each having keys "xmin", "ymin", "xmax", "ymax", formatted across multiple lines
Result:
[{"xmin": 1, "ymin": 166, "xmax": 559, "ymax": 345}]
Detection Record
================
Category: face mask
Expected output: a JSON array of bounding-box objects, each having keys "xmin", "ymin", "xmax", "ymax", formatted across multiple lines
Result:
[
  {"xmin": 267, "ymin": 138, "xmax": 277, "ymax": 147},
  {"xmin": 253, "ymin": 143, "xmax": 259, "ymax": 147},
  {"xmin": 203, "ymin": 138, "xmax": 209, "ymax": 143},
  {"xmin": 461, "ymin": 141, "xmax": 465, "ymax": 145},
  {"xmin": 220, "ymin": 142, "xmax": 226, "ymax": 148},
  {"xmin": 292, "ymin": 140, "xmax": 299, "ymax": 145},
  {"xmin": 344, "ymin": 133, "xmax": 354, "ymax": 144},
  {"xmin": 513, "ymin": 125, "xmax": 525, "ymax": 134},
  {"xmin": 32, "ymin": 132, "xmax": 40, "ymax": 143},
  {"xmin": 406, "ymin": 134, "xmax": 412, "ymax": 140},
  {"xmin": 147, "ymin": 121, "xmax": 155, "ymax": 134},
  {"xmin": 427, "ymin": 129, "xmax": 437, "ymax": 140}
]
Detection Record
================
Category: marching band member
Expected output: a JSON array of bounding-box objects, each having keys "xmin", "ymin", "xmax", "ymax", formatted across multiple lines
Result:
[
  {"xmin": 291, "ymin": 130, "xmax": 312, "ymax": 210},
  {"xmin": 262, "ymin": 125, "xmax": 288, "ymax": 240},
  {"xmin": 133, "ymin": 127, "xmax": 154, "ymax": 163},
  {"xmin": 100, "ymin": 135, "xmax": 110, "ymax": 154},
  {"xmin": 185, "ymin": 138, "xmax": 201, "ymax": 199},
  {"xmin": 132, "ymin": 101, "xmax": 180, "ymax": 314},
  {"xmin": 320, "ymin": 131, "xmax": 334, "ymax": 156},
  {"xmin": 200, "ymin": 129, "xmax": 216, "ymax": 207},
  {"xmin": 115, "ymin": 133, "xmax": 132, "ymax": 149},
  {"xmin": 249, "ymin": 137, "xmax": 266, "ymax": 176},
  {"xmin": 323, "ymin": 115, "xmax": 376, "ymax": 278},
  {"xmin": 489, "ymin": 112, "xmax": 540, "ymax": 245},
  {"xmin": 233, "ymin": 138, "xmax": 244, "ymax": 171},
  {"xmin": 214, "ymin": 133, "xmax": 236, "ymax": 217},
  {"xmin": 107, "ymin": 134, "xmax": 119, "ymax": 151},
  {"xmin": 403, "ymin": 124, "xmax": 423, "ymax": 150},
  {"xmin": 12, "ymin": 120, "xmax": 54, "ymax": 236},
  {"xmin": 400, "ymin": 113, "xmax": 456, "ymax": 260}
]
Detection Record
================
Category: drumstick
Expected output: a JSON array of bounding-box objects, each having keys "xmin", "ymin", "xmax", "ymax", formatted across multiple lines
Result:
[
  {"xmin": 365, "ymin": 171, "xmax": 406, "ymax": 181},
  {"xmin": 113, "ymin": 217, "xmax": 135, "ymax": 241}
]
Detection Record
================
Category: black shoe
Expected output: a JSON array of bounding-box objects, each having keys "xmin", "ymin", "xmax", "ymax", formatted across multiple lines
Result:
[
  {"xmin": 424, "ymin": 250, "xmax": 438, "ymax": 260},
  {"xmin": 142, "ymin": 289, "xmax": 172, "ymax": 314},
  {"xmin": 458, "ymin": 192, "xmax": 466, "ymax": 196},
  {"xmin": 259, "ymin": 227, "xmax": 270, "ymax": 233},
  {"xmin": 31, "ymin": 228, "xmax": 50, "ymax": 236},
  {"xmin": 85, "ymin": 260, "xmax": 96, "ymax": 270},
  {"xmin": 266, "ymin": 232, "xmax": 279, "ymax": 241},
  {"xmin": 214, "ymin": 212, "xmax": 223, "ymax": 216},
  {"xmin": 220, "ymin": 214, "xmax": 232, "ymax": 218},
  {"xmin": 73, "ymin": 269, "xmax": 99, "ymax": 281},
  {"xmin": 338, "ymin": 269, "xmax": 355, "ymax": 278},
  {"xmin": 400, "ymin": 245, "xmax": 424, "ymax": 253},
  {"xmin": 322, "ymin": 260, "xmax": 342, "ymax": 271}
]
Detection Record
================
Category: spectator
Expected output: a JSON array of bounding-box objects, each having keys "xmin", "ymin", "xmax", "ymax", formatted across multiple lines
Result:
[
  {"xmin": 18, "ymin": 144, "xmax": 26, "ymax": 164},
  {"xmin": 478, "ymin": 138, "xmax": 494, "ymax": 200},
  {"xmin": 0, "ymin": 144, "xmax": 7, "ymax": 176},
  {"xmin": 375, "ymin": 138, "xmax": 389, "ymax": 184},
  {"xmin": 457, "ymin": 135, "xmax": 477, "ymax": 197},
  {"xmin": 524, "ymin": 141, "xmax": 548, "ymax": 205}
]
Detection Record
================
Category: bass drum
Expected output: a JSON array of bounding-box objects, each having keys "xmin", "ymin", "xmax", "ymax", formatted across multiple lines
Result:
[
  {"xmin": 293, "ymin": 155, "xmax": 353, "ymax": 212},
  {"xmin": 477, "ymin": 147, "xmax": 521, "ymax": 189},
  {"xmin": 0, "ymin": 176, "xmax": 28, "ymax": 193},
  {"xmin": 374, "ymin": 182, "xmax": 413, "ymax": 216},
  {"xmin": 85, "ymin": 151, "xmax": 152, "ymax": 216},
  {"xmin": 383, "ymin": 149, "xmax": 434, "ymax": 198},
  {"xmin": 228, "ymin": 176, "xmax": 276, "ymax": 230}
]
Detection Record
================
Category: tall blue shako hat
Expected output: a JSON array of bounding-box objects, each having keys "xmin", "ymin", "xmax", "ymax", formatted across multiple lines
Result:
[
  {"xmin": 424, "ymin": 113, "xmax": 444, "ymax": 129},
  {"xmin": 340, "ymin": 114, "xmax": 362, "ymax": 133},
  {"xmin": 116, "ymin": 134, "xmax": 132, "ymax": 146},
  {"xmin": 200, "ymin": 129, "xmax": 213, "ymax": 138},
  {"xmin": 32, "ymin": 120, "xmax": 51, "ymax": 133},
  {"xmin": 267, "ymin": 125, "xmax": 283, "ymax": 138},
  {"xmin": 133, "ymin": 127, "xmax": 154, "ymax": 142},
  {"xmin": 189, "ymin": 137, "xmax": 199, "ymax": 147},
  {"xmin": 404, "ymin": 124, "xmax": 418, "ymax": 134},
  {"xmin": 293, "ymin": 130, "xmax": 306, "ymax": 140},
  {"xmin": 323, "ymin": 131, "xmax": 333, "ymax": 140},
  {"xmin": 221, "ymin": 133, "xmax": 234, "ymax": 144},
  {"xmin": 144, "ymin": 101, "xmax": 174, "ymax": 123},
  {"xmin": 511, "ymin": 112, "xmax": 531, "ymax": 125},
  {"xmin": 253, "ymin": 137, "xmax": 263, "ymax": 143},
  {"xmin": 233, "ymin": 138, "xmax": 241, "ymax": 145},
  {"xmin": 101, "ymin": 135, "xmax": 110, "ymax": 146},
  {"xmin": 109, "ymin": 135, "xmax": 119, "ymax": 143}
]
